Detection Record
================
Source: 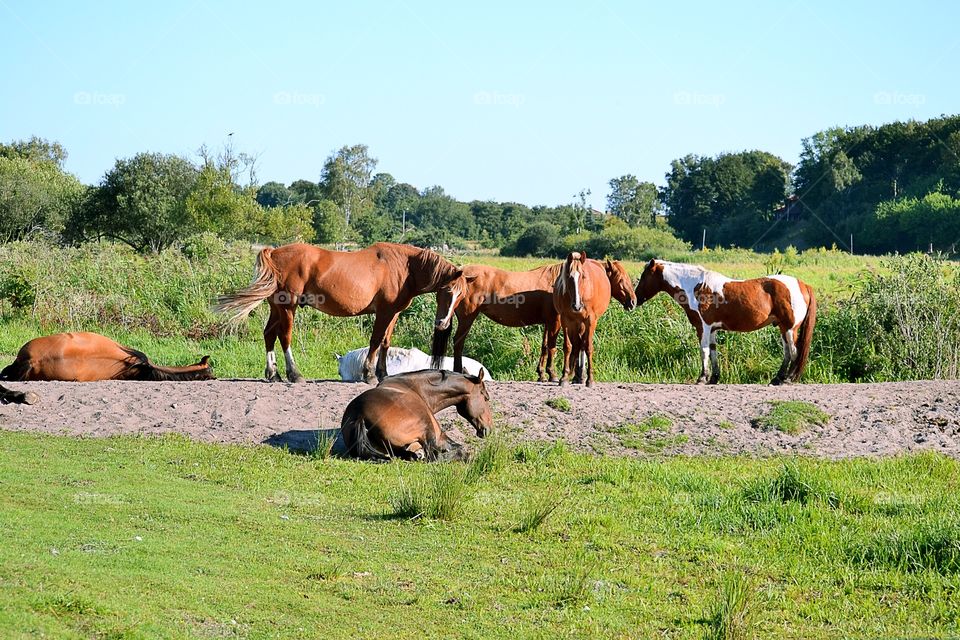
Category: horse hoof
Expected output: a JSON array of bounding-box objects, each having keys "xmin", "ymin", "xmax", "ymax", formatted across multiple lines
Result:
[
  {"xmin": 708, "ymin": 378, "xmax": 719, "ymax": 386},
  {"xmin": 21, "ymin": 392, "xmax": 39, "ymax": 405},
  {"xmin": 289, "ymin": 374, "xmax": 306, "ymax": 384},
  {"xmin": 266, "ymin": 373, "xmax": 282, "ymax": 383},
  {"xmin": 558, "ymin": 379, "xmax": 567, "ymax": 387},
  {"xmin": 585, "ymin": 379, "xmax": 594, "ymax": 388},
  {"xmin": 769, "ymin": 378, "xmax": 784, "ymax": 386},
  {"xmin": 695, "ymin": 378, "xmax": 707, "ymax": 385}
]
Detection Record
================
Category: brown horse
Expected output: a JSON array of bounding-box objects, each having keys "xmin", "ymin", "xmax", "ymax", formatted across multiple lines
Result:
[
  {"xmin": 634, "ymin": 259, "xmax": 817, "ymax": 385},
  {"xmin": 216, "ymin": 242, "xmax": 462, "ymax": 384},
  {"xmin": 340, "ymin": 369, "xmax": 492, "ymax": 461},
  {"xmin": 0, "ymin": 332, "xmax": 214, "ymax": 382},
  {"xmin": 553, "ymin": 252, "xmax": 611, "ymax": 387},
  {"xmin": 431, "ymin": 259, "xmax": 636, "ymax": 381},
  {"xmin": 0, "ymin": 384, "xmax": 38, "ymax": 405}
]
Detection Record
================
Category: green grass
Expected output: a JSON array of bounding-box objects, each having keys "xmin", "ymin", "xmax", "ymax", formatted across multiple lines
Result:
[
  {"xmin": 751, "ymin": 401, "xmax": 831, "ymax": 435},
  {"xmin": 545, "ymin": 397, "xmax": 572, "ymax": 412},
  {"xmin": 1, "ymin": 432, "xmax": 960, "ymax": 638}
]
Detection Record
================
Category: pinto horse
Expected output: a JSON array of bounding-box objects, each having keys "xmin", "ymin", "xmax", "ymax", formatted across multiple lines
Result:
[
  {"xmin": 0, "ymin": 332, "xmax": 214, "ymax": 382},
  {"xmin": 430, "ymin": 259, "xmax": 635, "ymax": 381},
  {"xmin": 635, "ymin": 259, "xmax": 817, "ymax": 385},
  {"xmin": 552, "ymin": 252, "xmax": 611, "ymax": 387},
  {"xmin": 216, "ymin": 242, "xmax": 462, "ymax": 384},
  {"xmin": 340, "ymin": 369, "xmax": 492, "ymax": 461}
]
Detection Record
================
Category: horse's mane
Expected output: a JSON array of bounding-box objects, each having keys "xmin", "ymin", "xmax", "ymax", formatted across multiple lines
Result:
[
  {"xmin": 554, "ymin": 253, "xmax": 583, "ymax": 296},
  {"xmin": 411, "ymin": 247, "xmax": 459, "ymax": 293}
]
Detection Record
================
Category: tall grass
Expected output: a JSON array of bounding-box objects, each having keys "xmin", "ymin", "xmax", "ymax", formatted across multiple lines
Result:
[
  {"xmin": 702, "ymin": 570, "xmax": 756, "ymax": 640},
  {"xmin": 0, "ymin": 240, "xmax": 957, "ymax": 383}
]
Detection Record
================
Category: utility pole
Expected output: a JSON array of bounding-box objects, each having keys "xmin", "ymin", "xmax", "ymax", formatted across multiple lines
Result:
[
  {"xmin": 701, "ymin": 228, "xmax": 706, "ymax": 251},
  {"xmin": 850, "ymin": 234, "xmax": 854, "ymax": 255}
]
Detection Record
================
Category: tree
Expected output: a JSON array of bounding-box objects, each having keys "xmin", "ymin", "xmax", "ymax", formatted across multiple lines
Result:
[
  {"xmin": 607, "ymin": 175, "xmax": 660, "ymax": 226},
  {"xmin": 69, "ymin": 153, "xmax": 198, "ymax": 252},
  {"xmin": 186, "ymin": 162, "xmax": 261, "ymax": 239},
  {"xmin": 0, "ymin": 156, "xmax": 84, "ymax": 241},
  {"xmin": 0, "ymin": 136, "xmax": 68, "ymax": 168},
  {"xmin": 256, "ymin": 181, "xmax": 295, "ymax": 208},
  {"xmin": 319, "ymin": 144, "xmax": 377, "ymax": 229}
]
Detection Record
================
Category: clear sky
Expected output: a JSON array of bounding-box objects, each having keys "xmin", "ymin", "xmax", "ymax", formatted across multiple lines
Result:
[{"xmin": 1, "ymin": 0, "xmax": 955, "ymax": 209}]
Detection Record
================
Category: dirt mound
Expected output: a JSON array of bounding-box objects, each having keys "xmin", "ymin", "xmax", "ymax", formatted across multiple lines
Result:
[{"xmin": 1, "ymin": 379, "xmax": 958, "ymax": 458}]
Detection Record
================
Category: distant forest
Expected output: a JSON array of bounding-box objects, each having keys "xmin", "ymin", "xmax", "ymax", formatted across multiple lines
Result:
[{"xmin": 3, "ymin": 114, "xmax": 960, "ymax": 257}]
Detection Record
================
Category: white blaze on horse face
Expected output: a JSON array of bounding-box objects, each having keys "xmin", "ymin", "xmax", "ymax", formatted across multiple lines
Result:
[
  {"xmin": 768, "ymin": 275, "xmax": 808, "ymax": 327},
  {"xmin": 440, "ymin": 288, "xmax": 459, "ymax": 327},
  {"xmin": 571, "ymin": 271, "xmax": 582, "ymax": 309}
]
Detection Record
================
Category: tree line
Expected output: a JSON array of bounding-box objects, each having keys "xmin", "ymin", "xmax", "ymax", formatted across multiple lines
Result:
[{"xmin": 2, "ymin": 113, "xmax": 959, "ymax": 257}]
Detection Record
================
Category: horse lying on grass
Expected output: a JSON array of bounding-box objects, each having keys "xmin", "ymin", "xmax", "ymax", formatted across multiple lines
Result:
[
  {"xmin": 340, "ymin": 369, "xmax": 491, "ymax": 461},
  {"xmin": 336, "ymin": 346, "xmax": 491, "ymax": 382},
  {"xmin": 0, "ymin": 332, "xmax": 214, "ymax": 382},
  {"xmin": 635, "ymin": 259, "xmax": 817, "ymax": 385}
]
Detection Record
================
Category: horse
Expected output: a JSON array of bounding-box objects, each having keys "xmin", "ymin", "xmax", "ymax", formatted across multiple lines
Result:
[
  {"xmin": 0, "ymin": 384, "xmax": 38, "ymax": 405},
  {"xmin": 0, "ymin": 332, "xmax": 214, "ymax": 382},
  {"xmin": 634, "ymin": 259, "xmax": 817, "ymax": 385},
  {"xmin": 336, "ymin": 346, "xmax": 492, "ymax": 382},
  {"xmin": 339, "ymin": 369, "xmax": 492, "ymax": 461},
  {"xmin": 552, "ymin": 252, "xmax": 611, "ymax": 387},
  {"xmin": 215, "ymin": 242, "xmax": 463, "ymax": 384},
  {"xmin": 430, "ymin": 258, "xmax": 635, "ymax": 382}
]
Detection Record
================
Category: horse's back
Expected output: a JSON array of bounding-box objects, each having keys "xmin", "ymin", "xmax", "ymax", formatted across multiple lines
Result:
[{"xmin": 6, "ymin": 332, "xmax": 131, "ymax": 381}]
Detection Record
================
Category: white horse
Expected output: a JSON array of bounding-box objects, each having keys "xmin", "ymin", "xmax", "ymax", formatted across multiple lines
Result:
[{"xmin": 336, "ymin": 346, "xmax": 492, "ymax": 383}]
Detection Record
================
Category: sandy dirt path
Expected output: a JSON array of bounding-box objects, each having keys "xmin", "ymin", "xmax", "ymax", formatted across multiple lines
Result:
[{"xmin": 1, "ymin": 379, "xmax": 958, "ymax": 458}]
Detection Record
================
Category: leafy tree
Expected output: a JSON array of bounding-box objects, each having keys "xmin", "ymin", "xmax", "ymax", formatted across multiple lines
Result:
[
  {"xmin": 186, "ymin": 162, "xmax": 261, "ymax": 240},
  {"xmin": 0, "ymin": 156, "xmax": 84, "ymax": 240},
  {"xmin": 256, "ymin": 181, "xmax": 295, "ymax": 208},
  {"xmin": 289, "ymin": 179, "xmax": 321, "ymax": 204},
  {"xmin": 607, "ymin": 175, "xmax": 659, "ymax": 226},
  {"xmin": 69, "ymin": 153, "xmax": 198, "ymax": 252},
  {"xmin": 0, "ymin": 136, "xmax": 68, "ymax": 168},
  {"xmin": 313, "ymin": 199, "xmax": 348, "ymax": 244},
  {"xmin": 319, "ymin": 144, "xmax": 377, "ymax": 229},
  {"xmin": 503, "ymin": 221, "xmax": 561, "ymax": 257}
]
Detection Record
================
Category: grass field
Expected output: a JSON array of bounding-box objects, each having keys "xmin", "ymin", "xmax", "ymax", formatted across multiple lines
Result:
[
  {"xmin": 0, "ymin": 240, "xmax": 957, "ymax": 384},
  {"xmin": 1, "ymin": 431, "xmax": 958, "ymax": 638}
]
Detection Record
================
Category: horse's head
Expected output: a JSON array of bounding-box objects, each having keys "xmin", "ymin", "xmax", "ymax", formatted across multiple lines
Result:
[
  {"xmin": 557, "ymin": 251, "xmax": 588, "ymax": 312},
  {"xmin": 635, "ymin": 258, "xmax": 666, "ymax": 306},
  {"xmin": 605, "ymin": 259, "xmax": 637, "ymax": 311},
  {"xmin": 457, "ymin": 369, "xmax": 493, "ymax": 437},
  {"xmin": 434, "ymin": 269, "xmax": 474, "ymax": 332}
]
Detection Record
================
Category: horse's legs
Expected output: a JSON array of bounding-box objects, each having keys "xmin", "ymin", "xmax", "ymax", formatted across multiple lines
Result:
[
  {"xmin": 559, "ymin": 327, "xmax": 572, "ymax": 386},
  {"xmin": 263, "ymin": 304, "xmax": 283, "ymax": 382},
  {"xmin": 376, "ymin": 314, "xmax": 400, "ymax": 381},
  {"xmin": 544, "ymin": 315, "xmax": 561, "ymax": 382},
  {"xmin": 773, "ymin": 328, "xmax": 797, "ymax": 385},
  {"xmin": 363, "ymin": 312, "xmax": 398, "ymax": 383},
  {"xmin": 708, "ymin": 331, "xmax": 720, "ymax": 385},
  {"xmin": 452, "ymin": 312, "xmax": 478, "ymax": 373},
  {"xmin": 697, "ymin": 324, "xmax": 711, "ymax": 385},
  {"xmin": 277, "ymin": 306, "xmax": 305, "ymax": 383},
  {"xmin": 584, "ymin": 321, "xmax": 597, "ymax": 388}
]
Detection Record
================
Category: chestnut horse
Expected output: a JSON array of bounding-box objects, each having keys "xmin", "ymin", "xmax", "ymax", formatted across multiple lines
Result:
[
  {"xmin": 216, "ymin": 242, "xmax": 462, "ymax": 384},
  {"xmin": 552, "ymin": 252, "xmax": 611, "ymax": 387},
  {"xmin": 431, "ymin": 259, "xmax": 636, "ymax": 381},
  {"xmin": 340, "ymin": 369, "xmax": 491, "ymax": 461},
  {"xmin": 0, "ymin": 384, "xmax": 38, "ymax": 405},
  {"xmin": 635, "ymin": 259, "xmax": 817, "ymax": 385},
  {"xmin": 1, "ymin": 332, "xmax": 214, "ymax": 382}
]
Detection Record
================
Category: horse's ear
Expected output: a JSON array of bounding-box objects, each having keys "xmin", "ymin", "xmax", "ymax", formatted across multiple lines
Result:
[
  {"xmin": 449, "ymin": 269, "xmax": 463, "ymax": 282},
  {"xmin": 334, "ymin": 353, "xmax": 341, "ymax": 361},
  {"xmin": 580, "ymin": 251, "xmax": 588, "ymax": 262},
  {"xmin": 465, "ymin": 273, "xmax": 479, "ymax": 282},
  {"xmin": 476, "ymin": 368, "xmax": 485, "ymax": 382},
  {"xmin": 200, "ymin": 356, "xmax": 210, "ymax": 365},
  {"xmin": 646, "ymin": 258, "xmax": 656, "ymax": 270},
  {"xmin": 606, "ymin": 258, "xmax": 613, "ymax": 269}
]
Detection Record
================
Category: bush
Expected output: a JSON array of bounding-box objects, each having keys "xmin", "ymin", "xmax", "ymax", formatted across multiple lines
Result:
[
  {"xmin": 0, "ymin": 269, "xmax": 35, "ymax": 309},
  {"xmin": 502, "ymin": 221, "xmax": 561, "ymax": 257}
]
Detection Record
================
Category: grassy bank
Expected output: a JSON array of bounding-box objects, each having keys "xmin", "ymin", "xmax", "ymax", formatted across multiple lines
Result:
[
  {"xmin": 0, "ymin": 240, "xmax": 957, "ymax": 383},
  {"xmin": 0, "ymin": 431, "xmax": 957, "ymax": 638}
]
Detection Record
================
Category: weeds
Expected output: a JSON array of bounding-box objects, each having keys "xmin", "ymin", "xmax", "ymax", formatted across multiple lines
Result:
[
  {"xmin": 389, "ymin": 464, "xmax": 473, "ymax": 521},
  {"xmin": 751, "ymin": 401, "xmax": 830, "ymax": 435},
  {"xmin": 702, "ymin": 570, "xmax": 756, "ymax": 640},
  {"xmin": 466, "ymin": 435, "xmax": 509, "ymax": 483},
  {"xmin": 545, "ymin": 397, "xmax": 572, "ymax": 412},
  {"xmin": 853, "ymin": 518, "xmax": 960, "ymax": 574},
  {"xmin": 514, "ymin": 492, "xmax": 566, "ymax": 533}
]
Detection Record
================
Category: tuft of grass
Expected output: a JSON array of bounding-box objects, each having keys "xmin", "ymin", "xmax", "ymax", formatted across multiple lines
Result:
[
  {"xmin": 609, "ymin": 415, "xmax": 687, "ymax": 453},
  {"xmin": 309, "ymin": 431, "xmax": 337, "ymax": 461},
  {"xmin": 742, "ymin": 462, "xmax": 839, "ymax": 507},
  {"xmin": 514, "ymin": 493, "xmax": 566, "ymax": 534},
  {"xmin": 702, "ymin": 570, "xmax": 756, "ymax": 640},
  {"xmin": 752, "ymin": 401, "xmax": 830, "ymax": 435},
  {"xmin": 389, "ymin": 465, "xmax": 474, "ymax": 521},
  {"xmin": 854, "ymin": 518, "xmax": 960, "ymax": 574},
  {"xmin": 718, "ymin": 420, "xmax": 735, "ymax": 430},
  {"xmin": 466, "ymin": 435, "xmax": 510, "ymax": 483},
  {"xmin": 545, "ymin": 397, "xmax": 572, "ymax": 412},
  {"xmin": 538, "ymin": 552, "xmax": 598, "ymax": 609}
]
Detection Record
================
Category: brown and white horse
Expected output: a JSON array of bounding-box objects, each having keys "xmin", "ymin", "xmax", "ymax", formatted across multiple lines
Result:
[
  {"xmin": 1, "ymin": 332, "xmax": 214, "ymax": 382},
  {"xmin": 430, "ymin": 259, "xmax": 636, "ymax": 381},
  {"xmin": 635, "ymin": 259, "xmax": 817, "ymax": 385},
  {"xmin": 552, "ymin": 252, "xmax": 611, "ymax": 387},
  {"xmin": 216, "ymin": 242, "xmax": 462, "ymax": 384},
  {"xmin": 340, "ymin": 369, "xmax": 491, "ymax": 461}
]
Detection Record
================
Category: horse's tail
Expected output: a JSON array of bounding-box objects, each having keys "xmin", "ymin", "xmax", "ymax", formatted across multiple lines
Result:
[
  {"xmin": 790, "ymin": 284, "xmax": 817, "ymax": 381},
  {"xmin": 430, "ymin": 326, "xmax": 452, "ymax": 370},
  {"xmin": 341, "ymin": 410, "xmax": 390, "ymax": 461},
  {"xmin": 214, "ymin": 247, "xmax": 279, "ymax": 323}
]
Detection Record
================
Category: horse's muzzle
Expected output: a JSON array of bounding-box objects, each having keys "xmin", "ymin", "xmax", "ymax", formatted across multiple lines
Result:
[
  {"xmin": 435, "ymin": 318, "xmax": 451, "ymax": 331},
  {"xmin": 572, "ymin": 302, "xmax": 584, "ymax": 312},
  {"xmin": 625, "ymin": 300, "xmax": 637, "ymax": 311}
]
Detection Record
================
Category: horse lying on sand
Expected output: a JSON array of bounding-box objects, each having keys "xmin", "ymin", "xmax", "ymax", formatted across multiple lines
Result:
[
  {"xmin": 430, "ymin": 258, "xmax": 635, "ymax": 381},
  {"xmin": 0, "ymin": 384, "xmax": 38, "ymax": 405},
  {"xmin": 0, "ymin": 332, "xmax": 214, "ymax": 382},
  {"xmin": 553, "ymin": 252, "xmax": 611, "ymax": 387},
  {"xmin": 634, "ymin": 259, "xmax": 817, "ymax": 385},
  {"xmin": 215, "ymin": 242, "xmax": 463, "ymax": 384},
  {"xmin": 336, "ymin": 346, "xmax": 491, "ymax": 382},
  {"xmin": 340, "ymin": 369, "xmax": 492, "ymax": 461}
]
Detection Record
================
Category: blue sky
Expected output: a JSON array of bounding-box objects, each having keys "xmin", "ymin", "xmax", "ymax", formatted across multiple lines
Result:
[{"xmin": 1, "ymin": 0, "xmax": 955, "ymax": 209}]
